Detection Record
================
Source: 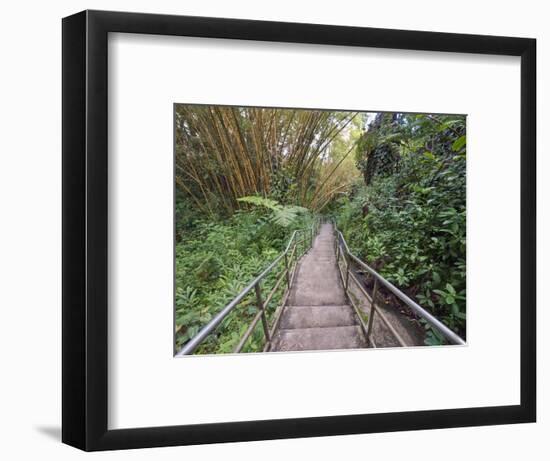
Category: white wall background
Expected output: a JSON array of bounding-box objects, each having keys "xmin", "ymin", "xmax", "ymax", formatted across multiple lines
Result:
[{"xmin": 0, "ymin": 0, "xmax": 547, "ymax": 459}]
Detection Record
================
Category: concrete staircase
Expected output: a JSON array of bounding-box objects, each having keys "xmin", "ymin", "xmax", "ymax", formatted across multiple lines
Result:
[{"xmin": 270, "ymin": 223, "xmax": 367, "ymax": 352}]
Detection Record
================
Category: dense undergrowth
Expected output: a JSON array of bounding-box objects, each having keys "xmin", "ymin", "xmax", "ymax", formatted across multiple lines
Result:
[
  {"xmin": 175, "ymin": 195, "xmax": 314, "ymax": 353},
  {"xmin": 333, "ymin": 114, "xmax": 466, "ymax": 344}
]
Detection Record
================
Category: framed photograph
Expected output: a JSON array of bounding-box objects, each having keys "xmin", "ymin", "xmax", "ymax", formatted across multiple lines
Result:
[{"xmin": 62, "ymin": 10, "xmax": 536, "ymax": 451}]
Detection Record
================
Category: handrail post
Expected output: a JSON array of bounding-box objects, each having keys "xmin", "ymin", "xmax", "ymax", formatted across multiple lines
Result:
[
  {"xmin": 344, "ymin": 256, "xmax": 350, "ymax": 292},
  {"xmin": 284, "ymin": 252, "xmax": 291, "ymax": 289},
  {"xmin": 254, "ymin": 282, "xmax": 271, "ymax": 345},
  {"xmin": 366, "ymin": 278, "xmax": 379, "ymax": 344}
]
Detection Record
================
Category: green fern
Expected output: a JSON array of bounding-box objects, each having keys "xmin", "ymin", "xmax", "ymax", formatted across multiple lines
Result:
[
  {"xmin": 237, "ymin": 196, "xmax": 308, "ymax": 227},
  {"xmin": 237, "ymin": 195, "xmax": 281, "ymax": 212},
  {"xmin": 271, "ymin": 206, "xmax": 308, "ymax": 227}
]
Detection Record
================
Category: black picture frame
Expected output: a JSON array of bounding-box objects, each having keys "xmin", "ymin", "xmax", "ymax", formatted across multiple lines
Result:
[{"xmin": 62, "ymin": 9, "xmax": 536, "ymax": 451}]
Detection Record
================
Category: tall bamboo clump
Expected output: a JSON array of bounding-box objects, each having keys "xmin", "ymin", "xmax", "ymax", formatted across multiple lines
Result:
[{"xmin": 175, "ymin": 105, "xmax": 359, "ymax": 214}]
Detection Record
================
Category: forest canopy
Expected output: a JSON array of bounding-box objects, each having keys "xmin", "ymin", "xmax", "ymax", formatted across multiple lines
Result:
[{"xmin": 175, "ymin": 105, "xmax": 466, "ymax": 352}]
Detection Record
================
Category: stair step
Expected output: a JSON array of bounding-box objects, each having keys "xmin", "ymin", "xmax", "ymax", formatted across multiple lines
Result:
[
  {"xmin": 279, "ymin": 305, "xmax": 358, "ymax": 329},
  {"xmin": 271, "ymin": 325, "xmax": 367, "ymax": 352}
]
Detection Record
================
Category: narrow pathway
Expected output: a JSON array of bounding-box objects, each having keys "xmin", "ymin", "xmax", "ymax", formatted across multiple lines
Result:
[{"xmin": 271, "ymin": 223, "xmax": 367, "ymax": 351}]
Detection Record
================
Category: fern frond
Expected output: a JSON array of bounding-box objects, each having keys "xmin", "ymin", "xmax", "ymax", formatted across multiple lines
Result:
[
  {"xmin": 271, "ymin": 206, "xmax": 307, "ymax": 227},
  {"xmin": 237, "ymin": 196, "xmax": 281, "ymax": 211}
]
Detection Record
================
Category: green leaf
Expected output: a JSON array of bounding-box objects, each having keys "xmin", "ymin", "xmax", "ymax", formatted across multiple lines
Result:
[
  {"xmin": 237, "ymin": 195, "xmax": 281, "ymax": 211},
  {"xmin": 452, "ymin": 135, "xmax": 466, "ymax": 152}
]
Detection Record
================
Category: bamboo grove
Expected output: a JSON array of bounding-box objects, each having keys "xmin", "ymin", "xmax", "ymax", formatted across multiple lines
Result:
[{"xmin": 175, "ymin": 105, "xmax": 360, "ymax": 214}]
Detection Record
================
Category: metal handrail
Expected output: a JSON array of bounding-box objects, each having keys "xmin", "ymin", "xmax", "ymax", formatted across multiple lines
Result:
[
  {"xmin": 176, "ymin": 220, "xmax": 320, "ymax": 356},
  {"xmin": 333, "ymin": 223, "xmax": 466, "ymax": 346}
]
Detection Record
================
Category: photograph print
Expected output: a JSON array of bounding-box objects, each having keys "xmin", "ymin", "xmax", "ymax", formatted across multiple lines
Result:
[{"xmin": 174, "ymin": 104, "xmax": 467, "ymax": 356}]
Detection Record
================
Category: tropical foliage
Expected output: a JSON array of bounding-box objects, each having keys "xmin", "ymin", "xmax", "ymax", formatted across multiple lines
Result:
[
  {"xmin": 333, "ymin": 113, "xmax": 466, "ymax": 343},
  {"xmin": 175, "ymin": 106, "xmax": 466, "ymax": 352},
  {"xmin": 175, "ymin": 192, "xmax": 313, "ymax": 353}
]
